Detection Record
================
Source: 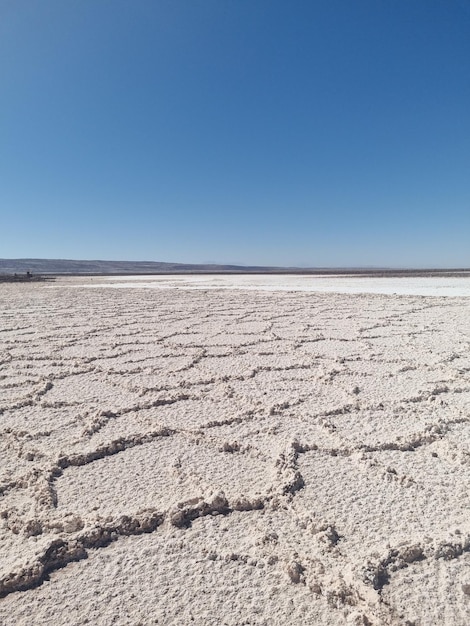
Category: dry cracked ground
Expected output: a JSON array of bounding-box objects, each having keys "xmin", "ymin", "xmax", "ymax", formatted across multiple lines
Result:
[{"xmin": 1, "ymin": 280, "xmax": 470, "ymax": 625}]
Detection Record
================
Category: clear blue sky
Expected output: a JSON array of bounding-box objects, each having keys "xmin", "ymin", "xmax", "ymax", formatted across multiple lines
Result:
[{"xmin": 1, "ymin": 0, "xmax": 469, "ymax": 267}]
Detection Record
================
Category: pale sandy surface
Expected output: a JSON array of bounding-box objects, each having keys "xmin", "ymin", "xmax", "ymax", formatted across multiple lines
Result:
[{"xmin": 1, "ymin": 279, "xmax": 470, "ymax": 625}]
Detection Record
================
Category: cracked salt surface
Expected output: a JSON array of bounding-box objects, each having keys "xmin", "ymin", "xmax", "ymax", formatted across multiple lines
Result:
[{"xmin": 1, "ymin": 278, "xmax": 470, "ymax": 624}]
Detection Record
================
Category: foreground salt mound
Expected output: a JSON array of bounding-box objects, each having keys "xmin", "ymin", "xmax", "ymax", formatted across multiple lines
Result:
[{"xmin": 1, "ymin": 280, "xmax": 470, "ymax": 625}]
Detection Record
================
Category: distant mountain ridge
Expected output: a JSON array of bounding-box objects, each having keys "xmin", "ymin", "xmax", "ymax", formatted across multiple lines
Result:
[
  {"xmin": 1, "ymin": 259, "xmax": 469, "ymax": 277},
  {"xmin": 0, "ymin": 258, "xmax": 287, "ymax": 274}
]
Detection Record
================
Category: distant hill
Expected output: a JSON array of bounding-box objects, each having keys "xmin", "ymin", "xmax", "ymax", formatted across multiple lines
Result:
[
  {"xmin": 0, "ymin": 258, "xmax": 289, "ymax": 275},
  {"xmin": 1, "ymin": 259, "xmax": 469, "ymax": 277}
]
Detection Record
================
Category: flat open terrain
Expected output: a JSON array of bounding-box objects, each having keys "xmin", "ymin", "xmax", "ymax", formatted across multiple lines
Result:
[{"xmin": 1, "ymin": 278, "xmax": 470, "ymax": 625}]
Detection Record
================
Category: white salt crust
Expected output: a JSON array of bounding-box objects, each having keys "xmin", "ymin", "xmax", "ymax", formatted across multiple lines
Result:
[{"xmin": 0, "ymin": 279, "xmax": 470, "ymax": 625}]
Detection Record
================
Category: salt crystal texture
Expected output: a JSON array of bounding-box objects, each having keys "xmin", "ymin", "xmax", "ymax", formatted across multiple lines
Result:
[{"xmin": 1, "ymin": 277, "xmax": 470, "ymax": 625}]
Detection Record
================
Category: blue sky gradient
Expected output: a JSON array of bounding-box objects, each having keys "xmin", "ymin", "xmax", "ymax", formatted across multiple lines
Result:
[{"xmin": 1, "ymin": 0, "xmax": 470, "ymax": 267}]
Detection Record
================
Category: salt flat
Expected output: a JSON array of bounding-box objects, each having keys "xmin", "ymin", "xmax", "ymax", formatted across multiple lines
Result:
[
  {"xmin": 1, "ymin": 278, "xmax": 470, "ymax": 625},
  {"xmin": 80, "ymin": 273, "xmax": 470, "ymax": 297}
]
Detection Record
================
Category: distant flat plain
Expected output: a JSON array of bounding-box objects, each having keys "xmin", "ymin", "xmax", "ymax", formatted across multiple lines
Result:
[{"xmin": 76, "ymin": 273, "xmax": 470, "ymax": 297}]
